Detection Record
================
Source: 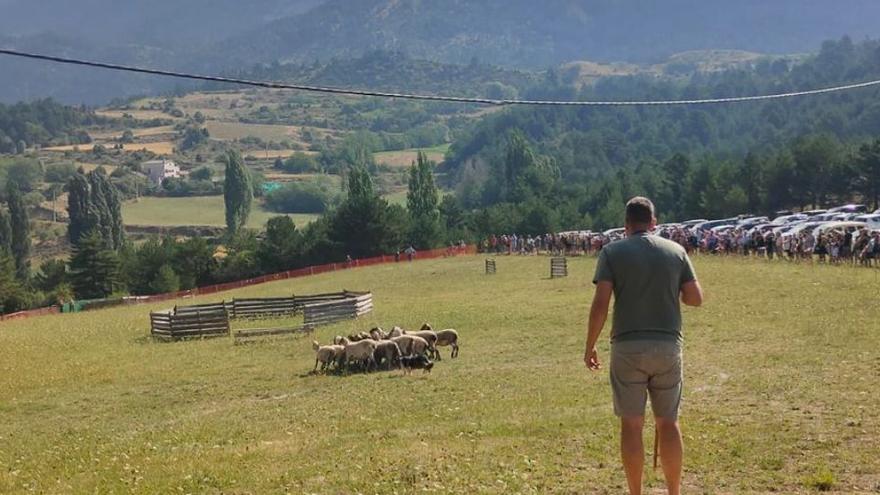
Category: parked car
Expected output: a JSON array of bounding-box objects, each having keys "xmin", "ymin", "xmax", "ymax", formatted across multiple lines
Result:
[
  {"xmin": 681, "ymin": 219, "xmax": 708, "ymax": 227},
  {"xmin": 696, "ymin": 218, "xmax": 738, "ymax": 231},
  {"xmin": 770, "ymin": 213, "xmax": 808, "ymax": 225},
  {"xmin": 827, "ymin": 204, "xmax": 868, "ymax": 214},
  {"xmin": 802, "ymin": 209, "xmax": 827, "ymax": 217},
  {"xmin": 854, "ymin": 214, "xmax": 880, "ymax": 230}
]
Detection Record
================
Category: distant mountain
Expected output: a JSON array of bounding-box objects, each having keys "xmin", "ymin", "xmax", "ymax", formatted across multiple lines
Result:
[
  {"xmin": 216, "ymin": 0, "xmax": 880, "ymax": 67},
  {"xmin": 3, "ymin": 0, "xmax": 880, "ymax": 103},
  {"xmin": 0, "ymin": 0, "xmax": 325, "ymax": 47}
]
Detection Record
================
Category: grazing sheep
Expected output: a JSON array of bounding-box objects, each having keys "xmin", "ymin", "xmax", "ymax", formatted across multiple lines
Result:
[
  {"xmin": 373, "ymin": 340, "xmax": 402, "ymax": 370},
  {"xmin": 339, "ymin": 339, "xmax": 379, "ymax": 373},
  {"xmin": 435, "ymin": 329, "xmax": 460, "ymax": 359},
  {"xmin": 390, "ymin": 335, "xmax": 430, "ymax": 358},
  {"xmin": 419, "ymin": 323, "xmax": 434, "ymax": 331},
  {"xmin": 400, "ymin": 354, "xmax": 434, "ymax": 374},
  {"xmin": 312, "ymin": 341, "xmax": 344, "ymax": 373},
  {"xmin": 408, "ymin": 330, "xmax": 439, "ymax": 359},
  {"xmin": 347, "ymin": 332, "xmax": 372, "ymax": 342},
  {"xmin": 387, "ymin": 326, "xmax": 405, "ymax": 338}
]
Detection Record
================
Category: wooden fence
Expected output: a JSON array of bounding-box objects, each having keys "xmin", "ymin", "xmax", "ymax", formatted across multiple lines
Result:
[
  {"xmin": 303, "ymin": 292, "xmax": 373, "ymax": 327},
  {"xmin": 231, "ymin": 297, "xmax": 297, "ymax": 319},
  {"xmin": 485, "ymin": 259, "xmax": 496, "ymax": 274},
  {"xmin": 233, "ymin": 325, "xmax": 314, "ymax": 343},
  {"xmin": 150, "ymin": 306, "xmax": 230, "ymax": 341},
  {"xmin": 551, "ymin": 257, "xmax": 568, "ymax": 278}
]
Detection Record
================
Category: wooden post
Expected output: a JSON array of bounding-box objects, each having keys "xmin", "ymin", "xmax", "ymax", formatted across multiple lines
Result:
[
  {"xmin": 485, "ymin": 259, "xmax": 496, "ymax": 274},
  {"xmin": 551, "ymin": 257, "xmax": 568, "ymax": 278}
]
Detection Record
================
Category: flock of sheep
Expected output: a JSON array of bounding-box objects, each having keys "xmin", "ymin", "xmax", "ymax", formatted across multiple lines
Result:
[{"xmin": 312, "ymin": 323, "xmax": 460, "ymax": 374}]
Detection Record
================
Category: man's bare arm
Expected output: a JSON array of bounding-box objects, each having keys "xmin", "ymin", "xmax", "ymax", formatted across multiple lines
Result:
[
  {"xmin": 585, "ymin": 281, "xmax": 613, "ymax": 370},
  {"xmin": 680, "ymin": 280, "xmax": 703, "ymax": 307}
]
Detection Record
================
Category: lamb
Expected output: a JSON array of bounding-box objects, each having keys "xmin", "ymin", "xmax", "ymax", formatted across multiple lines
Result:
[
  {"xmin": 312, "ymin": 341, "xmax": 344, "ymax": 373},
  {"xmin": 390, "ymin": 335, "xmax": 430, "ymax": 358},
  {"xmin": 421, "ymin": 323, "xmax": 460, "ymax": 359},
  {"xmin": 338, "ymin": 339, "xmax": 379, "ymax": 373},
  {"xmin": 373, "ymin": 340, "xmax": 402, "ymax": 370}
]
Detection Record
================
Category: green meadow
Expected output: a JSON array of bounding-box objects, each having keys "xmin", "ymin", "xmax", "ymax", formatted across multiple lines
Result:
[{"xmin": 0, "ymin": 255, "xmax": 877, "ymax": 493}]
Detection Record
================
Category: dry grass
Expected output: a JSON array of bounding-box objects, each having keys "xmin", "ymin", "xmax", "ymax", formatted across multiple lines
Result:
[
  {"xmin": 44, "ymin": 141, "xmax": 176, "ymax": 155},
  {"xmin": 374, "ymin": 145, "xmax": 449, "ymax": 168},
  {"xmin": 0, "ymin": 255, "xmax": 878, "ymax": 493}
]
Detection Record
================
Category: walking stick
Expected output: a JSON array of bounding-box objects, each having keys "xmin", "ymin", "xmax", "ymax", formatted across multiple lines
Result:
[{"xmin": 653, "ymin": 427, "xmax": 659, "ymax": 470}]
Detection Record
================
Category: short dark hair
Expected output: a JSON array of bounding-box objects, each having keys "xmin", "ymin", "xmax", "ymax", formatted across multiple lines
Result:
[{"xmin": 625, "ymin": 197, "xmax": 655, "ymax": 225}]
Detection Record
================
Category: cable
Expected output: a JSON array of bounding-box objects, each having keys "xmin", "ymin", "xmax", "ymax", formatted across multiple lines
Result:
[{"xmin": 2, "ymin": 47, "xmax": 880, "ymax": 106}]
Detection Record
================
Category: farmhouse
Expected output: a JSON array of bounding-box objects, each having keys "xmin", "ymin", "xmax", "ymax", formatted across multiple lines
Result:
[{"xmin": 142, "ymin": 159, "xmax": 181, "ymax": 185}]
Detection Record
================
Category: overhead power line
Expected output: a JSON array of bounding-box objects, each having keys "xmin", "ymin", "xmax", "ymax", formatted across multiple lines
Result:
[{"xmin": 2, "ymin": 47, "xmax": 880, "ymax": 106}]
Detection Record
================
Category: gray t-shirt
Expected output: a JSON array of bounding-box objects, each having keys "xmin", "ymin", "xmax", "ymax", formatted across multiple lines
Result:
[{"xmin": 593, "ymin": 232, "xmax": 696, "ymax": 343}]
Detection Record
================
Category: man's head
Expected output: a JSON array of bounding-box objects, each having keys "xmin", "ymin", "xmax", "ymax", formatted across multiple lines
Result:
[{"xmin": 624, "ymin": 196, "xmax": 657, "ymax": 235}]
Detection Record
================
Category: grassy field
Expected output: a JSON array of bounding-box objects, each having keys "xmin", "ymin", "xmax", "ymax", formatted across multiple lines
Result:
[
  {"xmin": 374, "ymin": 144, "xmax": 450, "ymax": 168},
  {"xmin": 122, "ymin": 196, "xmax": 319, "ymax": 229},
  {"xmin": 1, "ymin": 255, "xmax": 878, "ymax": 493}
]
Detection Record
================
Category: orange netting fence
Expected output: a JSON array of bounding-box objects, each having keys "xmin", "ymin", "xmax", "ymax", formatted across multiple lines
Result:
[{"xmin": 0, "ymin": 245, "xmax": 476, "ymax": 322}]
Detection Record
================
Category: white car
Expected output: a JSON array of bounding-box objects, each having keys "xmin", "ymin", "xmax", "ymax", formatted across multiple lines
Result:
[
  {"xmin": 770, "ymin": 213, "xmax": 808, "ymax": 225},
  {"xmin": 854, "ymin": 214, "xmax": 880, "ymax": 231}
]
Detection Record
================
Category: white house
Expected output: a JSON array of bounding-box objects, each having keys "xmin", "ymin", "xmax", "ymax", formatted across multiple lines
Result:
[{"xmin": 142, "ymin": 159, "xmax": 181, "ymax": 185}]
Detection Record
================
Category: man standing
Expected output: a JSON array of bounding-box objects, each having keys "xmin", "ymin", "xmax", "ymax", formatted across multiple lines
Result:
[{"xmin": 584, "ymin": 197, "xmax": 703, "ymax": 495}]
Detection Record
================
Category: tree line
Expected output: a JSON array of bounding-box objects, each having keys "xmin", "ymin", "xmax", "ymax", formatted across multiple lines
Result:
[{"xmin": 0, "ymin": 99, "xmax": 98, "ymax": 153}]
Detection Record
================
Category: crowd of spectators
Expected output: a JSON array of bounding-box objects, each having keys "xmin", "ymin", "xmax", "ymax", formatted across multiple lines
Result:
[{"xmin": 482, "ymin": 210, "xmax": 880, "ymax": 268}]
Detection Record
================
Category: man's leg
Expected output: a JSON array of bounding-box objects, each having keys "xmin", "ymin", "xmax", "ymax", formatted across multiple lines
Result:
[
  {"xmin": 655, "ymin": 416, "xmax": 683, "ymax": 495},
  {"xmin": 620, "ymin": 416, "xmax": 645, "ymax": 495}
]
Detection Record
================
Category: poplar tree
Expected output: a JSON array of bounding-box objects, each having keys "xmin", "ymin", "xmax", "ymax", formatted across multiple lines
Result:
[
  {"xmin": 223, "ymin": 150, "xmax": 253, "ymax": 235},
  {"xmin": 407, "ymin": 151, "xmax": 442, "ymax": 248}
]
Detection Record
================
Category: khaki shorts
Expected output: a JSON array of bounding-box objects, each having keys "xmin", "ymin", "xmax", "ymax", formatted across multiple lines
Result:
[{"xmin": 610, "ymin": 340, "xmax": 682, "ymax": 419}]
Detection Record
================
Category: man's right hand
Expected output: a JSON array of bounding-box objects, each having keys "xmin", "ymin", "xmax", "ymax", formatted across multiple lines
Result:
[{"xmin": 585, "ymin": 347, "xmax": 601, "ymax": 371}]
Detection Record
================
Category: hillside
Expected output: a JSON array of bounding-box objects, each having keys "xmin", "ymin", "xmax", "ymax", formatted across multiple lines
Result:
[
  {"xmin": 217, "ymin": 0, "xmax": 880, "ymax": 68},
  {"xmin": 1, "ymin": 255, "xmax": 878, "ymax": 492}
]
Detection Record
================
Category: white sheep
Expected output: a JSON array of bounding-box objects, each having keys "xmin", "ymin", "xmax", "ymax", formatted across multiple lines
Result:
[
  {"xmin": 407, "ymin": 330, "xmax": 439, "ymax": 359},
  {"xmin": 312, "ymin": 341, "xmax": 344, "ymax": 373},
  {"xmin": 390, "ymin": 334, "xmax": 430, "ymax": 358},
  {"xmin": 387, "ymin": 326, "xmax": 405, "ymax": 338},
  {"xmin": 435, "ymin": 329, "xmax": 460, "ymax": 359},
  {"xmin": 339, "ymin": 339, "xmax": 379, "ymax": 372}
]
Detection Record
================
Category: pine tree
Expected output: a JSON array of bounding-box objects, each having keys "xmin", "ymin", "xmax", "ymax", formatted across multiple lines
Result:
[
  {"xmin": 69, "ymin": 230, "xmax": 120, "ymax": 299},
  {"xmin": 223, "ymin": 150, "xmax": 253, "ymax": 235},
  {"xmin": 330, "ymin": 165, "xmax": 402, "ymax": 258},
  {"xmin": 0, "ymin": 209, "xmax": 11, "ymax": 253},
  {"xmin": 6, "ymin": 181, "xmax": 30, "ymax": 280},
  {"xmin": 407, "ymin": 152, "xmax": 442, "ymax": 248},
  {"xmin": 0, "ymin": 250, "xmax": 26, "ymax": 314}
]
